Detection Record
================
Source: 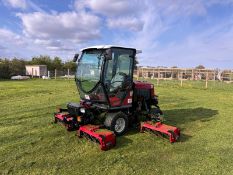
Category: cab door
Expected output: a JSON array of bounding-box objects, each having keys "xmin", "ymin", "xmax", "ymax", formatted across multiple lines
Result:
[{"xmin": 104, "ymin": 48, "xmax": 135, "ymax": 107}]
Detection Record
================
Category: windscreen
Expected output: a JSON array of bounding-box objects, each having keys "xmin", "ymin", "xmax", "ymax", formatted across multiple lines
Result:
[{"xmin": 76, "ymin": 49, "xmax": 104, "ymax": 93}]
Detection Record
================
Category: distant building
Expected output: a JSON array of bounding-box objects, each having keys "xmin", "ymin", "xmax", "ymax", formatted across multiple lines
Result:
[{"xmin": 25, "ymin": 65, "xmax": 47, "ymax": 77}]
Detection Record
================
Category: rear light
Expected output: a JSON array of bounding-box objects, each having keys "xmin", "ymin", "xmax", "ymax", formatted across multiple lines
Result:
[
  {"xmin": 77, "ymin": 116, "xmax": 82, "ymax": 122},
  {"xmin": 151, "ymin": 87, "xmax": 155, "ymax": 96}
]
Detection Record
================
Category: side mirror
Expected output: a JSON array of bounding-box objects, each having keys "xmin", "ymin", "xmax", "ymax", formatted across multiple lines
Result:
[
  {"xmin": 73, "ymin": 53, "xmax": 79, "ymax": 62},
  {"xmin": 105, "ymin": 49, "xmax": 112, "ymax": 60}
]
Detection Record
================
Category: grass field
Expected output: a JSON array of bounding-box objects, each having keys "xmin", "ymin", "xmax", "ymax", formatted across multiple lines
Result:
[{"xmin": 0, "ymin": 79, "xmax": 233, "ymax": 175}]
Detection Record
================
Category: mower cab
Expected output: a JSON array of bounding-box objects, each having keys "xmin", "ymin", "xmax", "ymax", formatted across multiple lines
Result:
[
  {"xmin": 54, "ymin": 45, "xmax": 180, "ymax": 150},
  {"xmin": 75, "ymin": 46, "xmax": 136, "ymax": 109}
]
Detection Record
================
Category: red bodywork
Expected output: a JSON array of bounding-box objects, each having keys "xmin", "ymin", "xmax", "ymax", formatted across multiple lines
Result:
[
  {"xmin": 134, "ymin": 81, "xmax": 154, "ymax": 89},
  {"xmin": 134, "ymin": 81, "xmax": 156, "ymax": 98},
  {"xmin": 78, "ymin": 125, "xmax": 116, "ymax": 151},
  {"xmin": 109, "ymin": 81, "xmax": 155, "ymax": 107},
  {"xmin": 109, "ymin": 90, "xmax": 133, "ymax": 107},
  {"xmin": 141, "ymin": 121, "xmax": 180, "ymax": 143},
  {"xmin": 134, "ymin": 81, "xmax": 154, "ymax": 92}
]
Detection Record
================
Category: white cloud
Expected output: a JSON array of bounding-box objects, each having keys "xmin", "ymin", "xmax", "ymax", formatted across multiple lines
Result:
[
  {"xmin": 106, "ymin": 0, "xmax": 233, "ymax": 69},
  {"xmin": 154, "ymin": 0, "xmax": 206, "ymax": 17},
  {"xmin": 0, "ymin": 28, "xmax": 76, "ymax": 59},
  {"xmin": 17, "ymin": 11, "xmax": 101, "ymax": 41},
  {"xmin": 1, "ymin": 0, "xmax": 233, "ymax": 68},
  {"xmin": 0, "ymin": 28, "xmax": 25, "ymax": 45},
  {"xmin": 74, "ymin": 0, "xmax": 208, "ymax": 33},
  {"xmin": 4, "ymin": 0, "xmax": 27, "ymax": 9},
  {"xmin": 34, "ymin": 39, "xmax": 74, "ymax": 51},
  {"xmin": 75, "ymin": 0, "xmax": 145, "ymax": 17},
  {"xmin": 34, "ymin": 39, "xmax": 62, "ymax": 47},
  {"xmin": 0, "ymin": 1, "xmax": 103, "ymax": 59},
  {"xmin": 3, "ymin": 0, "xmax": 48, "ymax": 12},
  {"xmin": 46, "ymin": 46, "xmax": 74, "ymax": 51},
  {"xmin": 0, "ymin": 28, "xmax": 31, "ymax": 58},
  {"xmin": 142, "ymin": 17, "xmax": 233, "ymax": 68},
  {"xmin": 75, "ymin": 0, "xmax": 146, "ymax": 32},
  {"xmin": 107, "ymin": 17, "xmax": 144, "ymax": 31}
]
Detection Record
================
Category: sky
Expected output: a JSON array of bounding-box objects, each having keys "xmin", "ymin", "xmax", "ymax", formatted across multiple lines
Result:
[{"xmin": 0, "ymin": 0, "xmax": 233, "ymax": 69}]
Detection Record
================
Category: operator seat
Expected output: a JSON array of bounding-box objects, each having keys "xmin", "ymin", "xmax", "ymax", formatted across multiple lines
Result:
[
  {"xmin": 109, "ymin": 72, "xmax": 131, "ymax": 101},
  {"xmin": 110, "ymin": 72, "xmax": 126, "ymax": 92}
]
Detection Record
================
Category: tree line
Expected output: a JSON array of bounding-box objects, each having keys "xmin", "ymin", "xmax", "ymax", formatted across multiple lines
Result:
[{"xmin": 0, "ymin": 55, "xmax": 77, "ymax": 79}]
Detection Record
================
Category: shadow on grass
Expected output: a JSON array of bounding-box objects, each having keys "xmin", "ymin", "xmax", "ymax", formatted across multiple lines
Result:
[
  {"xmin": 177, "ymin": 133, "xmax": 192, "ymax": 142},
  {"xmin": 114, "ymin": 107, "xmax": 218, "ymax": 146},
  {"xmin": 114, "ymin": 136, "xmax": 134, "ymax": 149},
  {"xmin": 163, "ymin": 107, "xmax": 218, "ymax": 142},
  {"xmin": 163, "ymin": 107, "xmax": 218, "ymax": 126}
]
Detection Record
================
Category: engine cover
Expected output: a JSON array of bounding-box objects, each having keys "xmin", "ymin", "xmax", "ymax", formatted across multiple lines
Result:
[{"xmin": 67, "ymin": 102, "xmax": 81, "ymax": 116}]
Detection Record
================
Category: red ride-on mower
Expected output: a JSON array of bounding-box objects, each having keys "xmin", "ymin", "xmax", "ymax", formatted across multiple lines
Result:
[{"xmin": 54, "ymin": 45, "xmax": 180, "ymax": 150}]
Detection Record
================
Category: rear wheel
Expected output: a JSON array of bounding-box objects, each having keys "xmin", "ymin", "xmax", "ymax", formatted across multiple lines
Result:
[
  {"xmin": 151, "ymin": 108, "xmax": 163, "ymax": 116},
  {"xmin": 104, "ymin": 112, "xmax": 128, "ymax": 136}
]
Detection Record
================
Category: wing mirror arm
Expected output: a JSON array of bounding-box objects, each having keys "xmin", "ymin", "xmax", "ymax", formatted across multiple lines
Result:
[
  {"xmin": 73, "ymin": 53, "xmax": 79, "ymax": 62},
  {"xmin": 104, "ymin": 49, "xmax": 112, "ymax": 60}
]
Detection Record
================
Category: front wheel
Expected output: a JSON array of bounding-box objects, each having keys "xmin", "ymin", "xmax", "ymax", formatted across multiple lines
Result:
[{"xmin": 104, "ymin": 112, "xmax": 128, "ymax": 136}]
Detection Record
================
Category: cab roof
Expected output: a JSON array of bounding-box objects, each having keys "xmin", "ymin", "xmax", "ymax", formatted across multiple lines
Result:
[{"xmin": 80, "ymin": 45, "xmax": 142, "ymax": 54}]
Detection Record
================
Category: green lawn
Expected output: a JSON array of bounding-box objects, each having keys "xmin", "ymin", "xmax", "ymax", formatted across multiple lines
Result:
[{"xmin": 0, "ymin": 79, "xmax": 233, "ymax": 175}]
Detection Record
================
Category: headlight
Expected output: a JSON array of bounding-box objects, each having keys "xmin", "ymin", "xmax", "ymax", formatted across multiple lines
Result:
[{"xmin": 80, "ymin": 108, "xmax": 85, "ymax": 113}]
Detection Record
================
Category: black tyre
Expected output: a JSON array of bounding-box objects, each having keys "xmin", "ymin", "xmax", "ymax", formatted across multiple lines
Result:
[
  {"xmin": 77, "ymin": 130, "xmax": 83, "ymax": 138},
  {"xmin": 54, "ymin": 116, "xmax": 58, "ymax": 123},
  {"xmin": 104, "ymin": 112, "xmax": 128, "ymax": 136},
  {"xmin": 151, "ymin": 108, "xmax": 163, "ymax": 115},
  {"xmin": 149, "ymin": 108, "xmax": 163, "ymax": 122}
]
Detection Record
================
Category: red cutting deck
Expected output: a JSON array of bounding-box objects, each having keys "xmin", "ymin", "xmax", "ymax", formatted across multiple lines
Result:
[
  {"xmin": 77, "ymin": 125, "xmax": 116, "ymax": 151},
  {"xmin": 141, "ymin": 121, "xmax": 180, "ymax": 143}
]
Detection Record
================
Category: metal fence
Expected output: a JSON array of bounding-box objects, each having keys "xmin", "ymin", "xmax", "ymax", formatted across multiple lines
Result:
[
  {"xmin": 133, "ymin": 67, "xmax": 233, "ymax": 89},
  {"xmin": 34, "ymin": 67, "xmax": 232, "ymax": 89},
  {"xmin": 29, "ymin": 69, "xmax": 76, "ymax": 79},
  {"xmin": 48, "ymin": 69, "xmax": 76, "ymax": 79}
]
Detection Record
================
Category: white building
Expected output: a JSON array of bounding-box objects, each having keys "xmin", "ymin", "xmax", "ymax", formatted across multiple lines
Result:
[{"xmin": 25, "ymin": 65, "xmax": 47, "ymax": 77}]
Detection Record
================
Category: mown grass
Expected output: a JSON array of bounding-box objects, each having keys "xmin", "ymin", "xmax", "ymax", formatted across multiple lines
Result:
[{"xmin": 0, "ymin": 79, "xmax": 233, "ymax": 175}]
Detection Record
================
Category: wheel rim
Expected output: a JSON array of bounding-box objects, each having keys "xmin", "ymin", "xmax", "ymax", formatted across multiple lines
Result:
[{"xmin": 114, "ymin": 118, "xmax": 126, "ymax": 133}]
